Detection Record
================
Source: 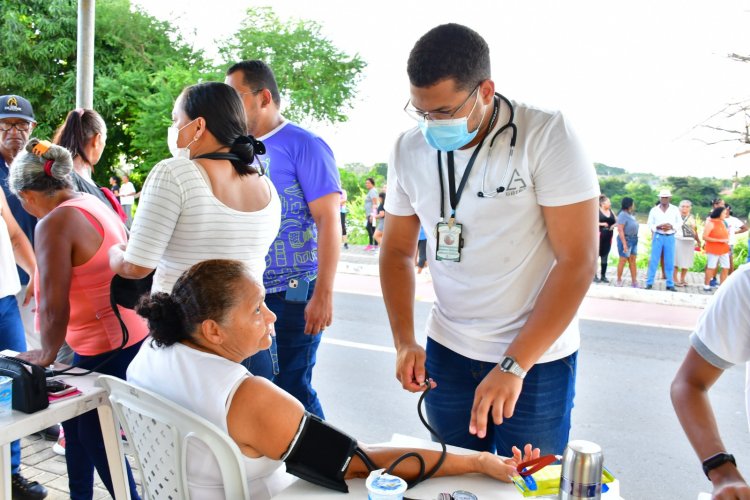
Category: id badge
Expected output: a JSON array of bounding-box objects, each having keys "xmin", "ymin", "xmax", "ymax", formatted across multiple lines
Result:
[{"xmin": 435, "ymin": 222, "xmax": 463, "ymax": 262}]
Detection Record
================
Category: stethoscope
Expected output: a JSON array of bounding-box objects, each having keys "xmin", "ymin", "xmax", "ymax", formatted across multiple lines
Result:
[{"xmin": 476, "ymin": 93, "xmax": 517, "ymax": 198}]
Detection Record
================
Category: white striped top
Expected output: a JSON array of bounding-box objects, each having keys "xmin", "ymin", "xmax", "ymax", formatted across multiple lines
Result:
[{"xmin": 124, "ymin": 157, "xmax": 281, "ymax": 293}]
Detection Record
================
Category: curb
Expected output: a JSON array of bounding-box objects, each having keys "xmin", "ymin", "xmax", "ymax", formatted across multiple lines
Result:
[
  {"xmin": 585, "ymin": 283, "xmax": 710, "ymax": 309},
  {"xmin": 336, "ymin": 258, "xmax": 710, "ymax": 309}
]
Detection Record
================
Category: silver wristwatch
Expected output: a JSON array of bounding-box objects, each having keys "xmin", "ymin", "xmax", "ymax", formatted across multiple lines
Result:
[{"xmin": 499, "ymin": 356, "xmax": 527, "ymax": 379}]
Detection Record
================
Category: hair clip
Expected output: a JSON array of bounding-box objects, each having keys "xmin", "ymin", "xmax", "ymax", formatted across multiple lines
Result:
[{"xmin": 31, "ymin": 140, "xmax": 53, "ymax": 157}]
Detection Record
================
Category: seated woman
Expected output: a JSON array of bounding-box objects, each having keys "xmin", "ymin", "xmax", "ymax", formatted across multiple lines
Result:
[
  {"xmin": 11, "ymin": 139, "xmax": 144, "ymax": 500},
  {"xmin": 127, "ymin": 259, "xmax": 538, "ymax": 500}
]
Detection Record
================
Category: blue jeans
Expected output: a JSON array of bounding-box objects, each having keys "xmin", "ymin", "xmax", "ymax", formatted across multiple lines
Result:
[
  {"xmin": 243, "ymin": 279, "xmax": 324, "ymax": 418},
  {"xmin": 242, "ymin": 336, "xmax": 279, "ymax": 380},
  {"xmin": 616, "ymin": 235, "xmax": 638, "ymax": 258},
  {"xmin": 0, "ymin": 295, "xmax": 25, "ymax": 475},
  {"xmin": 425, "ymin": 338, "xmax": 577, "ymax": 456},
  {"xmin": 62, "ymin": 340, "xmax": 143, "ymax": 500},
  {"xmin": 646, "ymin": 233, "xmax": 675, "ymax": 287}
]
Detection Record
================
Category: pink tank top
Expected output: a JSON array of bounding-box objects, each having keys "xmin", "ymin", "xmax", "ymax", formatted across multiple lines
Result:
[{"xmin": 35, "ymin": 194, "xmax": 148, "ymax": 356}]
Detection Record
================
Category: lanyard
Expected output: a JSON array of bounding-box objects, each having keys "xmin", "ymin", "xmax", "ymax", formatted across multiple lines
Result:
[{"xmin": 437, "ymin": 97, "xmax": 499, "ymax": 222}]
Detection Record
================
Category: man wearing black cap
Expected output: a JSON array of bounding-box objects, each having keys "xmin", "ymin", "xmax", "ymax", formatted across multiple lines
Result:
[
  {"xmin": 0, "ymin": 95, "xmax": 38, "ymax": 337},
  {"xmin": 0, "ymin": 94, "xmax": 48, "ymax": 499}
]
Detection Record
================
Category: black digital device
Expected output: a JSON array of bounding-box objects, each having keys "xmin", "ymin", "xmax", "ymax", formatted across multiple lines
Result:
[
  {"xmin": 702, "ymin": 452, "xmax": 736, "ymax": 479},
  {"xmin": 46, "ymin": 380, "xmax": 77, "ymax": 397}
]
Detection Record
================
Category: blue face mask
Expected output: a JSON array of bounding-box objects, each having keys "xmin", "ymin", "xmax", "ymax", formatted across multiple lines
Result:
[
  {"xmin": 417, "ymin": 98, "xmax": 487, "ymax": 152},
  {"xmin": 418, "ymin": 117, "xmax": 478, "ymax": 152}
]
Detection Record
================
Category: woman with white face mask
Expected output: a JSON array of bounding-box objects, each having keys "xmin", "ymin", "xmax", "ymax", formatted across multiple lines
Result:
[{"xmin": 108, "ymin": 82, "xmax": 281, "ymax": 295}]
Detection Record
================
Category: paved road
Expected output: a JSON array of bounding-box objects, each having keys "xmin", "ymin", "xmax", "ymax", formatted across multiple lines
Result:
[{"xmin": 315, "ymin": 289, "xmax": 750, "ymax": 500}]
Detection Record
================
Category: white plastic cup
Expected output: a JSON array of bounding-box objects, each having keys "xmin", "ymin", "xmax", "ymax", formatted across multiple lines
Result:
[
  {"xmin": 366, "ymin": 469, "xmax": 407, "ymax": 500},
  {"xmin": 0, "ymin": 376, "xmax": 12, "ymax": 417}
]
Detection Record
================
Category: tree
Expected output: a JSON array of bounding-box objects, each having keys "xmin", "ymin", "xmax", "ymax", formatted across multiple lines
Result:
[
  {"xmin": 594, "ymin": 162, "xmax": 627, "ymax": 176},
  {"xmin": 0, "ymin": 0, "xmax": 212, "ymax": 181},
  {"xmin": 220, "ymin": 7, "xmax": 366, "ymax": 124},
  {"xmin": 599, "ymin": 178, "xmax": 626, "ymax": 198},
  {"xmin": 694, "ymin": 53, "xmax": 750, "ymax": 149},
  {"xmin": 623, "ymin": 182, "xmax": 657, "ymax": 215},
  {"xmin": 665, "ymin": 176, "xmax": 722, "ymax": 216},
  {"xmin": 726, "ymin": 185, "xmax": 750, "ymax": 219}
]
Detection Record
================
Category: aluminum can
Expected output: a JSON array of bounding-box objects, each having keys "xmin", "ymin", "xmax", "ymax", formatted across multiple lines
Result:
[{"xmin": 559, "ymin": 440, "xmax": 604, "ymax": 500}]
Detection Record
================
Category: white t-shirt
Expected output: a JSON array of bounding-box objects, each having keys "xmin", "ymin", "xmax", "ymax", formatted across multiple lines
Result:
[
  {"xmin": 385, "ymin": 100, "xmax": 599, "ymax": 363},
  {"xmin": 0, "ymin": 203, "xmax": 21, "ymax": 298},
  {"xmin": 119, "ymin": 181, "xmax": 136, "ymax": 205},
  {"xmin": 127, "ymin": 342, "xmax": 294, "ymax": 499},
  {"xmin": 690, "ymin": 264, "xmax": 750, "ymax": 432},
  {"xmin": 647, "ymin": 204, "xmax": 682, "ymax": 235},
  {"xmin": 124, "ymin": 157, "xmax": 281, "ymax": 293},
  {"xmin": 726, "ymin": 215, "xmax": 745, "ymax": 246}
]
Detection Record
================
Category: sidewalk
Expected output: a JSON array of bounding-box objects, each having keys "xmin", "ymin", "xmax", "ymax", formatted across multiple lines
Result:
[
  {"xmin": 340, "ymin": 244, "xmax": 716, "ymax": 309},
  {"xmin": 18, "ymin": 434, "xmax": 139, "ymax": 499}
]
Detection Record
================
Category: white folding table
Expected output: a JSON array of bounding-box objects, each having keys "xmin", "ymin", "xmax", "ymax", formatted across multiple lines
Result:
[
  {"xmin": 273, "ymin": 433, "xmax": 623, "ymax": 499},
  {"xmin": 0, "ymin": 369, "xmax": 131, "ymax": 499}
]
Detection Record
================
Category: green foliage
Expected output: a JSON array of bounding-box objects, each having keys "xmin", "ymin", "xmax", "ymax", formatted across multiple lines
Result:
[
  {"xmin": 220, "ymin": 7, "xmax": 366, "ymax": 124},
  {"xmin": 725, "ymin": 186, "xmax": 750, "ymax": 219},
  {"xmin": 665, "ymin": 176, "xmax": 721, "ymax": 218},
  {"xmin": 0, "ymin": 2, "xmax": 365, "ymax": 181},
  {"xmin": 594, "ymin": 162, "xmax": 626, "ymax": 176},
  {"xmin": 0, "ymin": 0, "xmax": 212, "ymax": 181},
  {"xmin": 339, "ymin": 164, "xmax": 387, "ymax": 245},
  {"xmin": 734, "ymin": 238, "xmax": 749, "ymax": 264}
]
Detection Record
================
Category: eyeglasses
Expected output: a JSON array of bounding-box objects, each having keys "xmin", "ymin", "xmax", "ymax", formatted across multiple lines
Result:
[
  {"xmin": 404, "ymin": 83, "xmax": 481, "ymax": 122},
  {"xmin": 0, "ymin": 121, "xmax": 31, "ymax": 132}
]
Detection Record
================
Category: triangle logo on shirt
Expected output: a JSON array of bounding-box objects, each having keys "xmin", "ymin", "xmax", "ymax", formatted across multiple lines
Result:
[{"xmin": 506, "ymin": 169, "xmax": 527, "ymax": 196}]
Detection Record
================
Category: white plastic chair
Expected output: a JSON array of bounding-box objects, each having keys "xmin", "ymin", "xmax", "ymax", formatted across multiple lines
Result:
[{"xmin": 98, "ymin": 375, "xmax": 250, "ymax": 499}]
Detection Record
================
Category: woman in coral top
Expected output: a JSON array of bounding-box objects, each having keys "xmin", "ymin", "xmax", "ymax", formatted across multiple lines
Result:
[
  {"xmin": 11, "ymin": 139, "xmax": 143, "ymax": 500},
  {"xmin": 702, "ymin": 206, "xmax": 731, "ymax": 292}
]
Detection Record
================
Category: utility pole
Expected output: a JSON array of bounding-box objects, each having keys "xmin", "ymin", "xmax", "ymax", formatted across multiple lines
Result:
[{"xmin": 76, "ymin": 0, "xmax": 95, "ymax": 109}]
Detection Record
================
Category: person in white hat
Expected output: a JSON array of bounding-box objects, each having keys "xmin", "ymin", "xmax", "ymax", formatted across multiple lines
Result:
[{"xmin": 645, "ymin": 189, "xmax": 682, "ymax": 290}]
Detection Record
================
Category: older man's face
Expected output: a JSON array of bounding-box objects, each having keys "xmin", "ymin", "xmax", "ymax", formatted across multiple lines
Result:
[{"xmin": 0, "ymin": 118, "xmax": 34, "ymax": 160}]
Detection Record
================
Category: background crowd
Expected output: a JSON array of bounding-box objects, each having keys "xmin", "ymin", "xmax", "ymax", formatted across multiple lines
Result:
[{"xmin": 595, "ymin": 191, "xmax": 748, "ymax": 291}]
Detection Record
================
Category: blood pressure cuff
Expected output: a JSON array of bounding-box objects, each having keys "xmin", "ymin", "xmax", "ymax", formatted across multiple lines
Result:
[{"xmin": 281, "ymin": 412, "xmax": 358, "ymax": 492}]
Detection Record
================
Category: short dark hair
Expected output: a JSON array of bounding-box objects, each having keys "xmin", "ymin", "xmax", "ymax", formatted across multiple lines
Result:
[
  {"xmin": 180, "ymin": 82, "xmax": 261, "ymax": 176},
  {"xmin": 407, "ymin": 23, "xmax": 490, "ymax": 91},
  {"xmin": 709, "ymin": 206, "xmax": 726, "ymax": 219},
  {"xmin": 226, "ymin": 60, "xmax": 281, "ymax": 106},
  {"xmin": 136, "ymin": 260, "xmax": 255, "ymax": 347},
  {"xmin": 366, "ymin": 177, "xmax": 375, "ymax": 185},
  {"xmin": 621, "ymin": 197, "xmax": 634, "ymax": 211}
]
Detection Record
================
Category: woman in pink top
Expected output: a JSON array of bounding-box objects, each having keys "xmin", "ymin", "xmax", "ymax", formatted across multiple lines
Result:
[{"xmin": 11, "ymin": 139, "xmax": 143, "ymax": 500}]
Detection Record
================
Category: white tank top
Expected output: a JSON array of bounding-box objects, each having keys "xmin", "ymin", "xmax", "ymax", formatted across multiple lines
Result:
[
  {"xmin": 127, "ymin": 341, "xmax": 294, "ymax": 500},
  {"xmin": 0, "ymin": 203, "xmax": 21, "ymax": 298}
]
